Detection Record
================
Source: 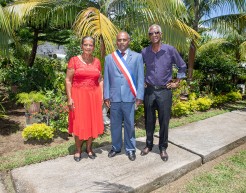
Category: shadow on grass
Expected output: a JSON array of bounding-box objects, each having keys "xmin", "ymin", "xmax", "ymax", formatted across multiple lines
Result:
[
  {"xmin": 54, "ymin": 131, "xmax": 71, "ymax": 140},
  {"xmin": 68, "ymin": 144, "xmax": 75, "ymax": 155},
  {"xmin": 221, "ymin": 101, "xmax": 246, "ymax": 111}
]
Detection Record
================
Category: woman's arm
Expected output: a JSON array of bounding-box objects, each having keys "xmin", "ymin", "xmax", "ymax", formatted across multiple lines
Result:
[
  {"xmin": 99, "ymin": 74, "xmax": 103, "ymax": 101},
  {"xmin": 65, "ymin": 68, "xmax": 75, "ymax": 110}
]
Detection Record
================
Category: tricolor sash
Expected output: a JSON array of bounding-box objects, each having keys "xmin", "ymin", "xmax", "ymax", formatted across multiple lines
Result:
[{"xmin": 112, "ymin": 50, "xmax": 137, "ymax": 97}]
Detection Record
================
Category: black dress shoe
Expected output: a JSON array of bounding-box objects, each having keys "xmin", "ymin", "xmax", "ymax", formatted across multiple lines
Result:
[
  {"xmin": 108, "ymin": 149, "xmax": 121, "ymax": 158},
  {"xmin": 140, "ymin": 147, "xmax": 152, "ymax": 156},
  {"xmin": 128, "ymin": 151, "xmax": 136, "ymax": 161},
  {"xmin": 160, "ymin": 150, "xmax": 168, "ymax": 161},
  {"xmin": 86, "ymin": 151, "xmax": 96, "ymax": 159},
  {"xmin": 74, "ymin": 153, "xmax": 82, "ymax": 162}
]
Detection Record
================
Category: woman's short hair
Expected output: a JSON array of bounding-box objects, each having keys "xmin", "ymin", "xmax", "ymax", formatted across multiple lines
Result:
[{"xmin": 81, "ymin": 36, "xmax": 95, "ymax": 46}]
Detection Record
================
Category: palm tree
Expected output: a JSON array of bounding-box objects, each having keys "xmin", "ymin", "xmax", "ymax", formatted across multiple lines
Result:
[
  {"xmin": 205, "ymin": 13, "xmax": 246, "ymax": 62},
  {"xmin": 1, "ymin": 0, "xmax": 199, "ymax": 63},
  {"xmin": 73, "ymin": 0, "xmax": 200, "ymax": 59},
  {"xmin": 3, "ymin": 0, "xmax": 84, "ymax": 66},
  {"xmin": 183, "ymin": 0, "xmax": 246, "ymax": 80},
  {"xmin": 73, "ymin": 6, "xmax": 119, "ymax": 59},
  {"xmin": 0, "ymin": 4, "xmax": 13, "ymax": 56}
]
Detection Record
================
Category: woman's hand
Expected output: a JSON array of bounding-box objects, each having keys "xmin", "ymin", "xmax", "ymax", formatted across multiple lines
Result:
[{"xmin": 67, "ymin": 98, "xmax": 75, "ymax": 111}]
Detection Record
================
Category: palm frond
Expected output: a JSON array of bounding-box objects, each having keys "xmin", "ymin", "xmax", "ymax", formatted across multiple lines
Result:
[
  {"xmin": 0, "ymin": 5, "xmax": 12, "ymax": 56},
  {"xmin": 5, "ymin": 0, "xmax": 51, "ymax": 29},
  {"xmin": 144, "ymin": 0, "xmax": 199, "ymax": 50},
  {"xmin": 73, "ymin": 7, "xmax": 119, "ymax": 55},
  {"xmin": 108, "ymin": 0, "xmax": 199, "ymax": 51},
  {"xmin": 203, "ymin": 13, "xmax": 246, "ymax": 35}
]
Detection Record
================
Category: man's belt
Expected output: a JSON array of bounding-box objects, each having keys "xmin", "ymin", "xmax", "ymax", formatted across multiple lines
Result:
[{"xmin": 146, "ymin": 83, "xmax": 168, "ymax": 89}]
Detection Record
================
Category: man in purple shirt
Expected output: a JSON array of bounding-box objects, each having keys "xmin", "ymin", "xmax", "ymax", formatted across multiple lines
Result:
[{"xmin": 141, "ymin": 24, "xmax": 187, "ymax": 161}]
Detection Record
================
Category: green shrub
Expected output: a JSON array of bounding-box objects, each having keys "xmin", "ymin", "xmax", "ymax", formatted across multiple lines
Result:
[
  {"xmin": 212, "ymin": 95, "xmax": 228, "ymax": 107},
  {"xmin": 188, "ymin": 92, "xmax": 197, "ymax": 101},
  {"xmin": 0, "ymin": 102, "xmax": 6, "ymax": 118},
  {"xmin": 16, "ymin": 91, "xmax": 47, "ymax": 109},
  {"xmin": 37, "ymin": 90, "xmax": 68, "ymax": 133},
  {"xmin": 195, "ymin": 39, "xmax": 241, "ymax": 94},
  {"xmin": 189, "ymin": 99, "xmax": 199, "ymax": 111},
  {"xmin": 195, "ymin": 97, "xmax": 213, "ymax": 111},
  {"xmin": 135, "ymin": 105, "xmax": 144, "ymax": 121},
  {"xmin": 22, "ymin": 123, "xmax": 54, "ymax": 141},
  {"xmin": 226, "ymin": 91, "xmax": 242, "ymax": 102},
  {"xmin": 172, "ymin": 101, "xmax": 191, "ymax": 117}
]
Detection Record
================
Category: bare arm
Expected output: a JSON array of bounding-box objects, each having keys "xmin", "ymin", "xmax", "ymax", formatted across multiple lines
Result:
[
  {"xmin": 65, "ymin": 68, "xmax": 75, "ymax": 110},
  {"xmin": 99, "ymin": 74, "xmax": 103, "ymax": 101}
]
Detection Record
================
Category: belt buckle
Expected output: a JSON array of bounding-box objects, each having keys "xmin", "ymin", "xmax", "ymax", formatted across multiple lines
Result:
[{"xmin": 154, "ymin": 86, "xmax": 159, "ymax": 89}]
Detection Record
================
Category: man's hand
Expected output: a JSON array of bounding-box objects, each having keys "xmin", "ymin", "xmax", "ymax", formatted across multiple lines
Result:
[
  {"xmin": 104, "ymin": 99, "xmax": 110, "ymax": 108},
  {"xmin": 135, "ymin": 99, "xmax": 143, "ymax": 107},
  {"xmin": 167, "ymin": 80, "xmax": 180, "ymax": 89}
]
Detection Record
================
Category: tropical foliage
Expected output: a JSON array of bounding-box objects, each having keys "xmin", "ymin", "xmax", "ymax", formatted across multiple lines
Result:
[
  {"xmin": 182, "ymin": 0, "xmax": 246, "ymax": 80},
  {"xmin": 0, "ymin": 0, "xmax": 200, "ymax": 60},
  {"xmin": 195, "ymin": 39, "xmax": 245, "ymax": 94},
  {"xmin": 71, "ymin": 0, "xmax": 201, "ymax": 59}
]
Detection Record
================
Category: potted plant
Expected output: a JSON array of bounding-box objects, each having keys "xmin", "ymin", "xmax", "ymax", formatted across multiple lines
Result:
[{"xmin": 16, "ymin": 91, "xmax": 47, "ymax": 114}]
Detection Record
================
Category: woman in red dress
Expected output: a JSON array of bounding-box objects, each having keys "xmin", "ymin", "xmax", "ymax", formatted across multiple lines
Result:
[{"xmin": 65, "ymin": 36, "xmax": 104, "ymax": 162}]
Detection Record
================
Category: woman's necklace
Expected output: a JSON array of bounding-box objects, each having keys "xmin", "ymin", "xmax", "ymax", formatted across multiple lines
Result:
[{"xmin": 81, "ymin": 54, "xmax": 93, "ymax": 65}]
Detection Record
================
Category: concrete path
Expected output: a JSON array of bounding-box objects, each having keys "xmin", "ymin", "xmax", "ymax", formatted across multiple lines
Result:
[
  {"xmin": 0, "ymin": 175, "xmax": 7, "ymax": 193},
  {"xmin": 10, "ymin": 110, "xmax": 246, "ymax": 193}
]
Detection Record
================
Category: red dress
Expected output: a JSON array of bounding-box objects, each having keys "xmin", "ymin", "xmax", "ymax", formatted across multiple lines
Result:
[{"xmin": 68, "ymin": 56, "xmax": 104, "ymax": 140}]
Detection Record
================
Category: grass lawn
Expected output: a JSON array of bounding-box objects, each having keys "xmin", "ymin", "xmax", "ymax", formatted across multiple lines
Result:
[{"xmin": 185, "ymin": 149, "xmax": 246, "ymax": 193}]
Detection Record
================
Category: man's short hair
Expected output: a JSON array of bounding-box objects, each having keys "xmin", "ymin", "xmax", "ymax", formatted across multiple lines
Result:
[
  {"xmin": 117, "ymin": 31, "xmax": 131, "ymax": 40},
  {"xmin": 148, "ymin": 24, "xmax": 162, "ymax": 33}
]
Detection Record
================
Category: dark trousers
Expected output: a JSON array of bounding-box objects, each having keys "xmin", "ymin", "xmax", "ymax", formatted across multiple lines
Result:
[
  {"xmin": 144, "ymin": 87, "xmax": 172, "ymax": 151},
  {"xmin": 110, "ymin": 102, "xmax": 135, "ymax": 152}
]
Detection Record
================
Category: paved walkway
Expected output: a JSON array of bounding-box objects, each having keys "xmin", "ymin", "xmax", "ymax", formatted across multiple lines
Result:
[{"xmin": 4, "ymin": 109, "xmax": 246, "ymax": 193}]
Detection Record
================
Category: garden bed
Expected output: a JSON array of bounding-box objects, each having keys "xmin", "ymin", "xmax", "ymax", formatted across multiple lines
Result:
[{"xmin": 0, "ymin": 101, "xmax": 72, "ymax": 157}]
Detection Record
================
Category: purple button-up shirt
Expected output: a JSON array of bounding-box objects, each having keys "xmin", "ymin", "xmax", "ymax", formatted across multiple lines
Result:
[{"xmin": 142, "ymin": 43, "xmax": 187, "ymax": 86}]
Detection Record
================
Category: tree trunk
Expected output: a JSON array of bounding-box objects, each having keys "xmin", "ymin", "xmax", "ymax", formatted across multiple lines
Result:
[
  {"xmin": 187, "ymin": 0, "xmax": 199, "ymax": 82},
  {"xmin": 28, "ymin": 28, "xmax": 39, "ymax": 67},
  {"xmin": 187, "ymin": 40, "xmax": 196, "ymax": 81},
  {"xmin": 235, "ymin": 49, "xmax": 240, "ymax": 63},
  {"xmin": 100, "ymin": 35, "xmax": 106, "ymax": 59}
]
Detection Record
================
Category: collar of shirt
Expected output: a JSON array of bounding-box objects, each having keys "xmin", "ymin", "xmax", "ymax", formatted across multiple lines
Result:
[
  {"xmin": 148, "ymin": 43, "xmax": 166, "ymax": 54},
  {"xmin": 118, "ymin": 49, "xmax": 129, "ymax": 60}
]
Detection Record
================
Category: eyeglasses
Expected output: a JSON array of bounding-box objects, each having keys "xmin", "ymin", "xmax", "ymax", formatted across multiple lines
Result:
[
  {"xmin": 117, "ymin": 38, "xmax": 128, "ymax": 42},
  {"xmin": 148, "ymin": 31, "xmax": 161, "ymax": 36}
]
